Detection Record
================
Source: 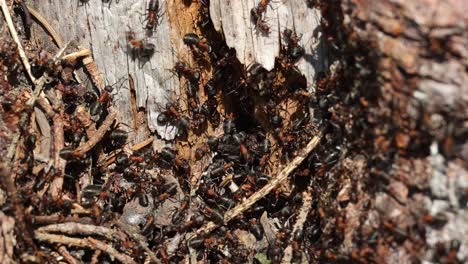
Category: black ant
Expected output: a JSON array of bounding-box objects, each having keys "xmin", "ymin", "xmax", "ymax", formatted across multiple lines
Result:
[
  {"xmin": 183, "ymin": 33, "xmax": 212, "ymax": 53},
  {"xmin": 156, "ymin": 98, "xmax": 191, "ymax": 135},
  {"xmin": 282, "ymin": 28, "xmax": 305, "ymax": 61},
  {"xmin": 173, "ymin": 61, "xmax": 201, "ymax": 84}
]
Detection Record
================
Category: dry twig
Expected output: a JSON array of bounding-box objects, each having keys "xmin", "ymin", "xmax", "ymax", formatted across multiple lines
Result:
[
  {"xmin": 194, "ymin": 131, "xmax": 322, "ymax": 235},
  {"xmin": 1, "ymin": 147, "xmax": 35, "ymax": 251},
  {"xmin": 34, "ymin": 232, "xmax": 88, "ymax": 247},
  {"xmin": 86, "ymin": 237, "xmax": 136, "ymax": 264},
  {"xmin": 33, "ymin": 215, "xmax": 93, "ymax": 225},
  {"xmin": 24, "ymin": 4, "xmax": 63, "ymax": 47},
  {"xmin": 90, "ymin": 250, "xmax": 102, "ymax": 264},
  {"xmin": 131, "ymin": 137, "xmax": 154, "ymax": 151},
  {"xmin": 36, "ymin": 223, "xmax": 116, "ymax": 240},
  {"xmin": 83, "ymin": 56, "xmax": 105, "ymax": 91},
  {"xmin": 36, "ymin": 96, "xmax": 56, "ymax": 119},
  {"xmin": 35, "ymin": 232, "xmax": 135, "ymax": 264},
  {"xmin": 73, "ymin": 111, "xmax": 117, "ymax": 157},
  {"xmin": 75, "ymin": 105, "xmax": 97, "ymax": 137},
  {"xmin": 91, "ymin": 249, "xmax": 102, "ymax": 264},
  {"xmin": 0, "ymin": 0, "xmax": 35, "ymax": 83},
  {"xmin": 49, "ymin": 92, "xmax": 66, "ymax": 199},
  {"xmin": 98, "ymin": 137, "xmax": 154, "ymax": 168},
  {"xmin": 61, "ymin": 48, "xmax": 92, "ymax": 62},
  {"xmin": 0, "ymin": 211, "xmax": 16, "ymax": 264},
  {"xmin": 34, "ymin": 107, "xmax": 51, "ymax": 160},
  {"xmin": 57, "ymin": 246, "xmax": 80, "ymax": 264},
  {"xmin": 281, "ymin": 187, "xmax": 313, "ymax": 264}
]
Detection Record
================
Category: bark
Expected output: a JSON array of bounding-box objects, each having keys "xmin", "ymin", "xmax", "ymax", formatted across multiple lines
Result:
[{"xmin": 320, "ymin": 0, "xmax": 468, "ymax": 261}]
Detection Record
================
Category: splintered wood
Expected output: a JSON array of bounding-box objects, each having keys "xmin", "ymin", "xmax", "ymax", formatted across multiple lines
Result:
[{"xmin": 210, "ymin": 0, "xmax": 326, "ymax": 87}]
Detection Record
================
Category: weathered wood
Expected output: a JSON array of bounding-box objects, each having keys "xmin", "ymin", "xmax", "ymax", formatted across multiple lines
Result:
[
  {"xmin": 33, "ymin": 0, "xmax": 326, "ymax": 140},
  {"xmin": 33, "ymin": 0, "xmax": 179, "ymax": 140},
  {"xmin": 210, "ymin": 0, "xmax": 327, "ymax": 87}
]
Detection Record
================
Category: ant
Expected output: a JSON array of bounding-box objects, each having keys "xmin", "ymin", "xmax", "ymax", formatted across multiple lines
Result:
[
  {"xmin": 200, "ymin": 204, "xmax": 224, "ymax": 224},
  {"xmin": 173, "ymin": 61, "xmax": 200, "ymax": 84},
  {"xmin": 197, "ymin": 0, "xmax": 211, "ymax": 29},
  {"xmin": 90, "ymin": 76, "xmax": 127, "ymax": 116},
  {"xmin": 156, "ymin": 101, "xmax": 191, "ymax": 135},
  {"xmin": 282, "ymin": 28, "xmax": 305, "ymax": 62},
  {"xmin": 255, "ymin": 0, "xmax": 273, "ymax": 17},
  {"xmin": 170, "ymin": 198, "xmax": 190, "ymax": 224},
  {"xmin": 154, "ymin": 181, "xmax": 179, "ymax": 204},
  {"xmin": 256, "ymin": 19, "xmax": 271, "ymax": 35},
  {"xmin": 250, "ymin": 0, "xmax": 276, "ymax": 35},
  {"xmin": 145, "ymin": 0, "xmax": 163, "ymax": 32},
  {"xmin": 183, "ymin": 33, "xmax": 212, "ymax": 53},
  {"xmin": 250, "ymin": 0, "xmax": 272, "ymax": 22},
  {"xmin": 126, "ymin": 31, "xmax": 156, "ymax": 66},
  {"xmin": 158, "ymin": 147, "xmax": 189, "ymax": 171}
]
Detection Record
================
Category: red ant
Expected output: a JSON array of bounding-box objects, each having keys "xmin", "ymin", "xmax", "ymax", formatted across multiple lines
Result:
[
  {"xmin": 256, "ymin": 19, "xmax": 271, "ymax": 35},
  {"xmin": 250, "ymin": 0, "xmax": 276, "ymax": 35},
  {"xmin": 126, "ymin": 31, "xmax": 156, "ymax": 65},
  {"xmin": 90, "ymin": 76, "xmax": 127, "ymax": 116},
  {"xmin": 143, "ymin": 0, "xmax": 163, "ymax": 33}
]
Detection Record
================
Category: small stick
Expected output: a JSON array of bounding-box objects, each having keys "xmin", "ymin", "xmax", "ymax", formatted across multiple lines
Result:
[
  {"xmin": 131, "ymin": 137, "xmax": 154, "ymax": 151},
  {"xmin": 0, "ymin": 0, "xmax": 35, "ymax": 83},
  {"xmin": 61, "ymin": 49, "xmax": 92, "ymax": 62},
  {"xmin": 91, "ymin": 250, "xmax": 102, "ymax": 264},
  {"xmin": 24, "ymin": 4, "xmax": 64, "ymax": 47},
  {"xmin": 83, "ymin": 56, "xmax": 105, "ymax": 91},
  {"xmin": 44, "ymin": 89, "xmax": 62, "ymax": 111},
  {"xmin": 17, "ymin": 0, "xmax": 32, "ymax": 38},
  {"xmin": 36, "ymin": 223, "xmax": 116, "ymax": 240},
  {"xmin": 86, "ymin": 237, "xmax": 137, "ymax": 264},
  {"xmin": 35, "ymin": 232, "xmax": 135, "ymax": 264},
  {"xmin": 224, "ymin": 132, "xmax": 321, "ymax": 222},
  {"xmin": 1, "ymin": 114, "xmax": 36, "ymax": 250},
  {"xmin": 280, "ymin": 187, "xmax": 313, "ymax": 264},
  {"xmin": 33, "ymin": 215, "xmax": 93, "ymax": 225},
  {"xmin": 1, "ymin": 162, "xmax": 35, "ymax": 248},
  {"xmin": 116, "ymin": 220, "xmax": 161, "ymax": 264},
  {"xmin": 34, "ymin": 107, "xmax": 51, "ymax": 160},
  {"xmin": 194, "ymin": 131, "xmax": 322, "ymax": 235},
  {"xmin": 98, "ymin": 137, "xmax": 153, "ymax": 167},
  {"xmin": 36, "ymin": 96, "xmax": 56, "ymax": 119},
  {"xmin": 57, "ymin": 245, "xmax": 80, "ymax": 264},
  {"xmin": 73, "ymin": 112, "xmax": 117, "ymax": 157},
  {"xmin": 34, "ymin": 232, "xmax": 89, "ymax": 247}
]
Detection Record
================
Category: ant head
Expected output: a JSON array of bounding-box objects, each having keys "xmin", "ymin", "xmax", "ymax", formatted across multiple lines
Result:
[{"xmin": 104, "ymin": 75, "xmax": 128, "ymax": 93}]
